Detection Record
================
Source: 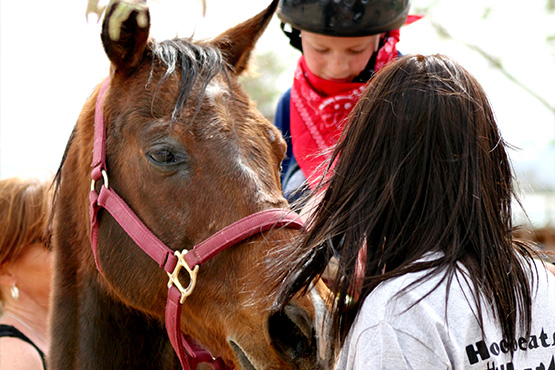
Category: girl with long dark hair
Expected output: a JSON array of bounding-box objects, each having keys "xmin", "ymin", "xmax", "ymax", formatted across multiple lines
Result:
[{"xmin": 275, "ymin": 54, "xmax": 555, "ymax": 369}]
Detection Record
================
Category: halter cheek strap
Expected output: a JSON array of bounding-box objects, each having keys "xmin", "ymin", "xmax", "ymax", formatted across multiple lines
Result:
[{"xmin": 88, "ymin": 77, "xmax": 304, "ymax": 370}]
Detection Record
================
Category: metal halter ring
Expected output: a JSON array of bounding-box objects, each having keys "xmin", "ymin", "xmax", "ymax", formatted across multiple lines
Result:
[
  {"xmin": 167, "ymin": 250, "xmax": 199, "ymax": 304},
  {"xmin": 91, "ymin": 169, "xmax": 110, "ymax": 191}
]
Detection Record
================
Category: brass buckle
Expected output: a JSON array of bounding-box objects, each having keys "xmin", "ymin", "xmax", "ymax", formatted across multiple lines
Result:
[
  {"xmin": 167, "ymin": 250, "xmax": 199, "ymax": 304},
  {"xmin": 91, "ymin": 169, "xmax": 110, "ymax": 191}
]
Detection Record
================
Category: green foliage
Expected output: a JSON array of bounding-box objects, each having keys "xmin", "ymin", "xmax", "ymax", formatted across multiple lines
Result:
[{"xmin": 239, "ymin": 51, "xmax": 289, "ymax": 122}]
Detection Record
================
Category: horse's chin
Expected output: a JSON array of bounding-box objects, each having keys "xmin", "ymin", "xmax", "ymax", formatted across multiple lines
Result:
[{"xmin": 229, "ymin": 340, "xmax": 257, "ymax": 370}]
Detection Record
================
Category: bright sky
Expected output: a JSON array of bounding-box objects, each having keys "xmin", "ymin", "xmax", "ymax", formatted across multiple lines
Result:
[{"xmin": 1, "ymin": 0, "xmax": 554, "ymax": 224}]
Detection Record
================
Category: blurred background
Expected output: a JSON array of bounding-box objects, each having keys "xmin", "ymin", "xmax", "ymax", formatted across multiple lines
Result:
[{"xmin": 1, "ymin": 0, "xmax": 554, "ymax": 249}]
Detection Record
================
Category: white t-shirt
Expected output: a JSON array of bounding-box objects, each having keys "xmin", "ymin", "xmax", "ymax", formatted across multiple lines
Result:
[{"xmin": 336, "ymin": 257, "xmax": 555, "ymax": 370}]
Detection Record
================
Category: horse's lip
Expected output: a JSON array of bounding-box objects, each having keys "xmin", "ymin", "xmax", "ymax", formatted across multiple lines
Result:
[{"xmin": 229, "ymin": 340, "xmax": 257, "ymax": 370}]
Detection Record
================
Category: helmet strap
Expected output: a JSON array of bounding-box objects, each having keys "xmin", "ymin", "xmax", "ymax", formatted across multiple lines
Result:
[
  {"xmin": 353, "ymin": 32, "xmax": 389, "ymax": 83},
  {"xmin": 280, "ymin": 22, "xmax": 303, "ymax": 52}
]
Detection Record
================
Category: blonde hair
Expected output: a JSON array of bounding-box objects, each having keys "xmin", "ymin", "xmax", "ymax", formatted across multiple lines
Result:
[{"xmin": 0, "ymin": 171, "xmax": 53, "ymax": 303}]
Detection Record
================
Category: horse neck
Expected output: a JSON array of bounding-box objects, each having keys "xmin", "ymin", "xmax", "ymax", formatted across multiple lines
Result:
[{"xmin": 80, "ymin": 277, "xmax": 179, "ymax": 369}]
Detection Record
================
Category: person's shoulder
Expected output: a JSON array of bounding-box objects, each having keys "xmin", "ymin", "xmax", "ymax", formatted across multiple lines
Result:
[
  {"xmin": 531, "ymin": 257, "xmax": 555, "ymax": 278},
  {"xmin": 355, "ymin": 270, "xmax": 434, "ymax": 328},
  {"xmin": 545, "ymin": 261, "xmax": 555, "ymax": 275},
  {"xmin": 275, "ymin": 88, "xmax": 292, "ymax": 131},
  {"xmin": 529, "ymin": 258, "xmax": 555, "ymax": 306},
  {"xmin": 276, "ymin": 88, "xmax": 291, "ymax": 107},
  {"xmin": 361, "ymin": 254, "xmax": 445, "ymax": 309},
  {"xmin": 0, "ymin": 336, "xmax": 44, "ymax": 370},
  {"xmin": 356, "ymin": 258, "xmax": 478, "ymax": 333}
]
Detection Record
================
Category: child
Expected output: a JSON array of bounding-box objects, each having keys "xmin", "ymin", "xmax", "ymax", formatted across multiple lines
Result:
[
  {"xmin": 275, "ymin": 0, "xmax": 420, "ymax": 200},
  {"xmin": 274, "ymin": 54, "xmax": 555, "ymax": 369}
]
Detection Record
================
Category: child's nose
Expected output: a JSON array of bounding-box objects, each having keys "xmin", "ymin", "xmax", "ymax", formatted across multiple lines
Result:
[{"xmin": 328, "ymin": 55, "xmax": 350, "ymax": 79}]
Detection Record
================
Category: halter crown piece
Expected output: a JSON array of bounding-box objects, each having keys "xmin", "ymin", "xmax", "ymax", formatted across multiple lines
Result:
[{"xmin": 89, "ymin": 77, "xmax": 304, "ymax": 370}]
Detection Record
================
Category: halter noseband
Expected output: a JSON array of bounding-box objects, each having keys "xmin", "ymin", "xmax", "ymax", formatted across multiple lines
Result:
[{"xmin": 88, "ymin": 77, "xmax": 304, "ymax": 370}]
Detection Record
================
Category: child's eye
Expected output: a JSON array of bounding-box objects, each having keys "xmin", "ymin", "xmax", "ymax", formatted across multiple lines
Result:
[{"xmin": 349, "ymin": 49, "xmax": 365, "ymax": 55}]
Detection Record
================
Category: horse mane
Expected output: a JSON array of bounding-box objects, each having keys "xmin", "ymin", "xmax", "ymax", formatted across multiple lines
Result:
[{"xmin": 50, "ymin": 125, "xmax": 76, "ymax": 234}]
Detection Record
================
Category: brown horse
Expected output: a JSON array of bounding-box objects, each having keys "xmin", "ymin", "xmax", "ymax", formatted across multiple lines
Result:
[{"xmin": 49, "ymin": 1, "xmax": 328, "ymax": 369}]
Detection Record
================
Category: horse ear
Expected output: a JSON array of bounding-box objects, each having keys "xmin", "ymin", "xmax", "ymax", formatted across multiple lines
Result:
[
  {"xmin": 212, "ymin": 0, "xmax": 278, "ymax": 75},
  {"xmin": 101, "ymin": 0, "xmax": 150, "ymax": 76}
]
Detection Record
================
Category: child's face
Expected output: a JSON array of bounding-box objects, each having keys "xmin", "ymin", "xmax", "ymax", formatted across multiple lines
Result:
[{"xmin": 301, "ymin": 30, "xmax": 381, "ymax": 82}]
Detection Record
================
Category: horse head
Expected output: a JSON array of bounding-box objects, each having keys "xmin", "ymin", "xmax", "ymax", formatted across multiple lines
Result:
[{"xmin": 50, "ymin": 1, "xmax": 329, "ymax": 369}]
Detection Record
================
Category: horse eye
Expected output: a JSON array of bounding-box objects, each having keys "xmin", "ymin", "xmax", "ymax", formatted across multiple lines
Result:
[{"xmin": 149, "ymin": 149, "xmax": 178, "ymax": 164}]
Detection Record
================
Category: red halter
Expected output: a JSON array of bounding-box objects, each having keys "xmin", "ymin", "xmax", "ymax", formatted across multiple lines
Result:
[{"xmin": 88, "ymin": 77, "xmax": 304, "ymax": 370}]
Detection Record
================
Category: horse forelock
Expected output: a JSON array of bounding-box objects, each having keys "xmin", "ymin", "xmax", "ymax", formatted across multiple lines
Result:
[{"xmin": 150, "ymin": 38, "xmax": 226, "ymax": 123}]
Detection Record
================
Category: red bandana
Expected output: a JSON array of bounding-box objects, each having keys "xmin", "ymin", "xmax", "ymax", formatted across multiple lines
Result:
[
  {"xmin": 289, "ymin": 15, "xmax": 422, "ymax": 188},
  {"xmin": 290, "ymin": 56, "xmax": 365, "ymax": 187},
  {"xmin": 374, "ymin": 15, "xmax": 422, "ymax": 71}
]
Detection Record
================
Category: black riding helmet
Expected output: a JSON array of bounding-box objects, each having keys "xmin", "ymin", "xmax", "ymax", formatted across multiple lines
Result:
[{"xmin": 277, "ymin": 0, "xmax": 410, "ymax": 37}]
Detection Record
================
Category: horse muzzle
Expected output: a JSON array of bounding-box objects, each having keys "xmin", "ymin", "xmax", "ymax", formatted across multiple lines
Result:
[{"xmin": 228, "ymin": 298, "xmax": 329, "ymax": 370}]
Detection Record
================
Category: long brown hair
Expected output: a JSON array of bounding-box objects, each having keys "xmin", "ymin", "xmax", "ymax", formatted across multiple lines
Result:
[{"xmin": 275, "ymin": 54, "xmax": 535, "ymax": 355}]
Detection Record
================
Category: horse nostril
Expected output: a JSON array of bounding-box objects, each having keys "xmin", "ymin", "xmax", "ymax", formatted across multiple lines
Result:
[{"xmin": 268, "ymin": 304, "xmax": 316, "ymax": 362}]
